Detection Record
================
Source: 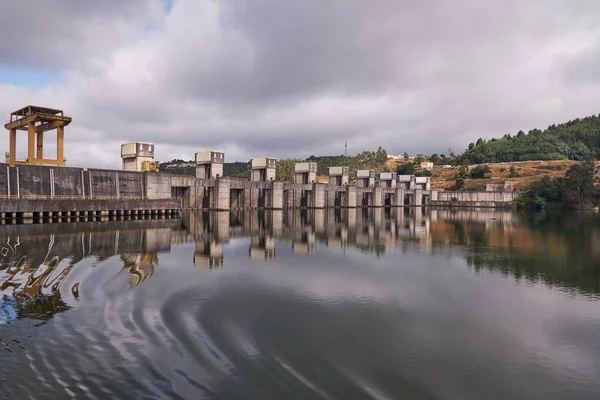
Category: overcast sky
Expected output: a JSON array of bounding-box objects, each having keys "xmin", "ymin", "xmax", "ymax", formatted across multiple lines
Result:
[{"xmin": 1, "ymin": 0, "xmax": 600, "ymax": 168}]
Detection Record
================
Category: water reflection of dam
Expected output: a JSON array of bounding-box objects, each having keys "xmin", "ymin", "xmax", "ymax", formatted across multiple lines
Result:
[
  {"xmin": 181, "ymin": 209, "xmax": 435, "ymax": 262},
  {"xmin": 0, "ymin": 219, "xmax": 180, "ymax": 323},
  {"xmin": 2, "ymin": 209, "xmax": 599, "ymax": 323}
]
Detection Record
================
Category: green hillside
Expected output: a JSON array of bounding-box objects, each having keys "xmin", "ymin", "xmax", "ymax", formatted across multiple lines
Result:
[
  {"xmin": 159, "ymin": 160, "xmax": 250, "ymax": 178},
  {"xmin": 158, "ymin": 147, "xmax": 389, "ymax": 182},
  {"xmin": 458, "ymin": 115, "xmax": 600, "ymax": 164}
]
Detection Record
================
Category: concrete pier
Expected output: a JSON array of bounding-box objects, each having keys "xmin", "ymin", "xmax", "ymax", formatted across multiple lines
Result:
[
  {"xmin": 346, "ymin": 185, "xmax": 357, "ymax": 208},
  {"xmin": 271, "ymin": 181, "xmax": 284, "ymax": 209},
  {"xmin": 414, "ymin": 189, "xmax": 423, "ymax": 207},
  {"xmin": 312, "ymin": 183, "xmax": 326, "ymax": 209},
  {"xmin": 373, "ymin": 187, "xmax": 383, "ymax": 207},
  {"xmin": 215, "ymin": 177, "xmax": 231, "ymax": 211}
]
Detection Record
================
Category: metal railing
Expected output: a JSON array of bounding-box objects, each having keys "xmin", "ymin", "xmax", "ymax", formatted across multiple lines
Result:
[{"xmin": 0, "ymin": 194, "xmax": 149, "ymax": 201}]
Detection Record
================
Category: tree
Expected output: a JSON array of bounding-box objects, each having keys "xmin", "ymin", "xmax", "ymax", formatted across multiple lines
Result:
[
  {"xmin": 453, "ymin": 177, "xmax": 465, "ymax": 190},
  {"xmin": 374, "ymin": 146, "xmax": 388, "ymax": 164},
  {"xmin": 517, "ymin": 162, "xmax": 598, "ymax": 209},
  {"xmin": 403, "ymin": 152, "xmax": 409, "ymax": 159},
  {"xmin": 509, "ymin": 166, "xmax": 519, "ymax": 177},
  {"xmin": 468, "ymin": 142, "xmax": 475, "ymax": 150},
  {"xmin": 276, "ymin": 159, "xmax": 303, "ymax": 183},
  {"xmin": 430, "ymin": 153, "xmax": 441, "ymax": 164},
  {"xmin": 562, "ymin": 161, "xmax": 597, "ymax": 206},
  {"xmin": 397, "ymin": 162, "xmax": 415, "ymax": 175},
  {"xmin": 469, "ymin": 165, "xmax": 491, "ymax": 179},
  {"xmin": 476, "ymin": 138, "xmax": 484, "ymax": 146},
  {"xmin": 456, "ymin": 166, "xmax": 468, "ymax": 179},
  {"xmin": 415, "ymin": 169, "xmax": 432, "ymax": 177}
]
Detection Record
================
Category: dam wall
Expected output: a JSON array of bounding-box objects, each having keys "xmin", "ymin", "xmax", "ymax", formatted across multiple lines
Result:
[
  {"xmin": 430, "ymin": 190, "xmax": 518, "ymax": 209},
  {"xmin": 0, "ymin": 163, "xmax": 145, "ymax": 199},
  {"xmin": 0, "ymin": 163, "xmax": 517, "ymax": 217}
]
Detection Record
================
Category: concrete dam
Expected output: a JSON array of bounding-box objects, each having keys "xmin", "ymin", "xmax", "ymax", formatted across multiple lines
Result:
[
  {"xmin": 1, "ymin": 106, "xmax": 516, "ymax": 221},
  {"xmin": 0, "ymin": 157, "xmax": 517, "ymax": 221}
]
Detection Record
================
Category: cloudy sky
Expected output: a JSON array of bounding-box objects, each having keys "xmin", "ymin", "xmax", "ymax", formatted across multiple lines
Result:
[{"xmin": 1, "ymin": 0, "xmax": 600, "ymax": 168}]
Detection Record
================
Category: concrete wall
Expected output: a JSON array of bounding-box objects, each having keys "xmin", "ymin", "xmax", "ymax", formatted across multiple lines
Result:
[
  {"xmin": 0, "ymin": 162, "xmax": 520, "ymax": 211},
  {"xmin": 53, "ymin": 167, "xmax": 85, "ymax": 196},
  {"xmin": 119, "ymin": 171, "xmax": 144, "ymax": 197},
  {"xmin": 88, "ymin": 169, "xmax": 119, "ymax": 197},
  {"xmin": 145, "ymin": 172, "xmax": 171, "ymax": 199},
  {"xmin": 0, "ymin": 163, "xmax": 146, "ymax": 199},
  {"xmin": 16, "ymin": 165, "xmax": 52, "ymax": 197},
  {"xmin": 431, "ymin": 190, "xmax": 518, "ymax": 208},
  {"xmin": 0, "ymin": 165, "xmax": 8, "ymax": 196},
  {"xmin": 434, "ymin": 191, "xmax": 517, "ymax": 203}
]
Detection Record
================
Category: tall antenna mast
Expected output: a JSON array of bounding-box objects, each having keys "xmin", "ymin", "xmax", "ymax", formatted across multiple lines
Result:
[{"xmin": 345, "ymin": 142, "xmax": 348, "ymax": 157}]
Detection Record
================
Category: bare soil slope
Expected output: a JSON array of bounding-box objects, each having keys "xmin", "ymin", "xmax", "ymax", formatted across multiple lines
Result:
[{"xmin": 386, "ymin": 160, "xmax": 578, "ymax": 191}]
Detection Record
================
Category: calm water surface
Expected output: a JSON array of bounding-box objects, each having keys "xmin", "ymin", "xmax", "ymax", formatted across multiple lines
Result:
[{"xmin": 1, "ymin": 209, "xmax": 600, "ymax": 399}]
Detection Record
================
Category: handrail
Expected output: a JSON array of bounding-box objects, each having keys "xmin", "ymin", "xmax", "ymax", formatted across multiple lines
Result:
[{"xmin": 0, "ymin": 194, "xmax": 150, "ymax": 201}]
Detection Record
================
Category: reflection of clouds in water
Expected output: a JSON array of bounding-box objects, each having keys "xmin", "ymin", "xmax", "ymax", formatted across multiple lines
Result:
[{"xmin": 0, "ymin": 212, "xmax": 599, "ymax": 399}]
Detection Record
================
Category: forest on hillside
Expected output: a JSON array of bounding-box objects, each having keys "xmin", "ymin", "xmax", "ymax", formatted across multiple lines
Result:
[
  {"xmin": 458, "ymin": 114, "xmax": 600, "ymax": 164},
  {"xmin": 275, "ymin": 147, "xmax": 389, "ymax": 182},
  {"xmin": 159, "ymin": 148, "xmax": 389, "ymax": 181},
  {"xmin": 159, "ymin": 160, "xmax": 250, "ymax": 177}
]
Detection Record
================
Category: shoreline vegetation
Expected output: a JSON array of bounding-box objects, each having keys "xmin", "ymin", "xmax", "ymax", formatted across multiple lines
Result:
[{"xmin": 515, "ymin": 162, "xmax": 599, "ymax": 210}]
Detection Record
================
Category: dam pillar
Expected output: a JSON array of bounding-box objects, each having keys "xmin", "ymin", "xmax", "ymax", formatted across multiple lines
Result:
[
  {"xmin": 414, "ymin": 189, "xmax": 423, "ymax": 207},
  {"xmin": 346, "ymin": 185, "xmax": 357, "ymax": 208},
  {"xmin": 271, "ymin": 181, "xmax": 284, "ymax": 209},
  {"xmin": 250, "ymin": 187, "xmax": 260, "ymax": 209},
  {"xmin": 312, "ymin": 183, "xmax": 325, "ymax": 209},
  {"xmin": 326, "ymin": 189, "xmax": 336, "ymax": 208},
  {"xmin": 214, "ymin": 177, "xmax": 231, "ymax": 211},
  {"xmin": 243, "ymin": 186, "xmax": 251, "ymax": 209},
  {"xmin": 396, "ymin": 188, "xmax": 405, "ymax": 207},
  {"xmin": 373, "ymin": 187, "xmax": 383, "ymax": 207}
]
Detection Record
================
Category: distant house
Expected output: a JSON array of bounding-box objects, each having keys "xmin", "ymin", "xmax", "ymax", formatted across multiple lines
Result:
[
  {"xmin": 387, "ymin": 154, "xmax": 403, "ymax": 160},
  {"xmin": 420, "ymin": 161, "xmax": 433, "ymax": 170}
]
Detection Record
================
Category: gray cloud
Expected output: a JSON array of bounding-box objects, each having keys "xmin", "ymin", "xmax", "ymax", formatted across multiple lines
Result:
[
  {"xmin": 0, "ymin": 0, "xmax": 163, "ymax": 70},
  {"xmin": 2, "ymin": 0, "xmax": 600, "ymax": 168}
]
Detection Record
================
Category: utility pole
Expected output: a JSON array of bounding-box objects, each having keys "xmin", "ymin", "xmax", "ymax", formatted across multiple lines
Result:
[{"xmin": 345, "ymin": 142, "xmax": 348, "ymax": 158}]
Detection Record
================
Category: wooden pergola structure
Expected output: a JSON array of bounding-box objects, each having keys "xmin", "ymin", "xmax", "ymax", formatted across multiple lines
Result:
[{"xmin": 4, "ymin": 105, "xmax": 72, "ymax": 166}]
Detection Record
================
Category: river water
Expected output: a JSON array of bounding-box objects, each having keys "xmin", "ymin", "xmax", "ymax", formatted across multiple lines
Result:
[{"xmin": 1, "ymin": 209, "xmax": 599, "ymax": 399}]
